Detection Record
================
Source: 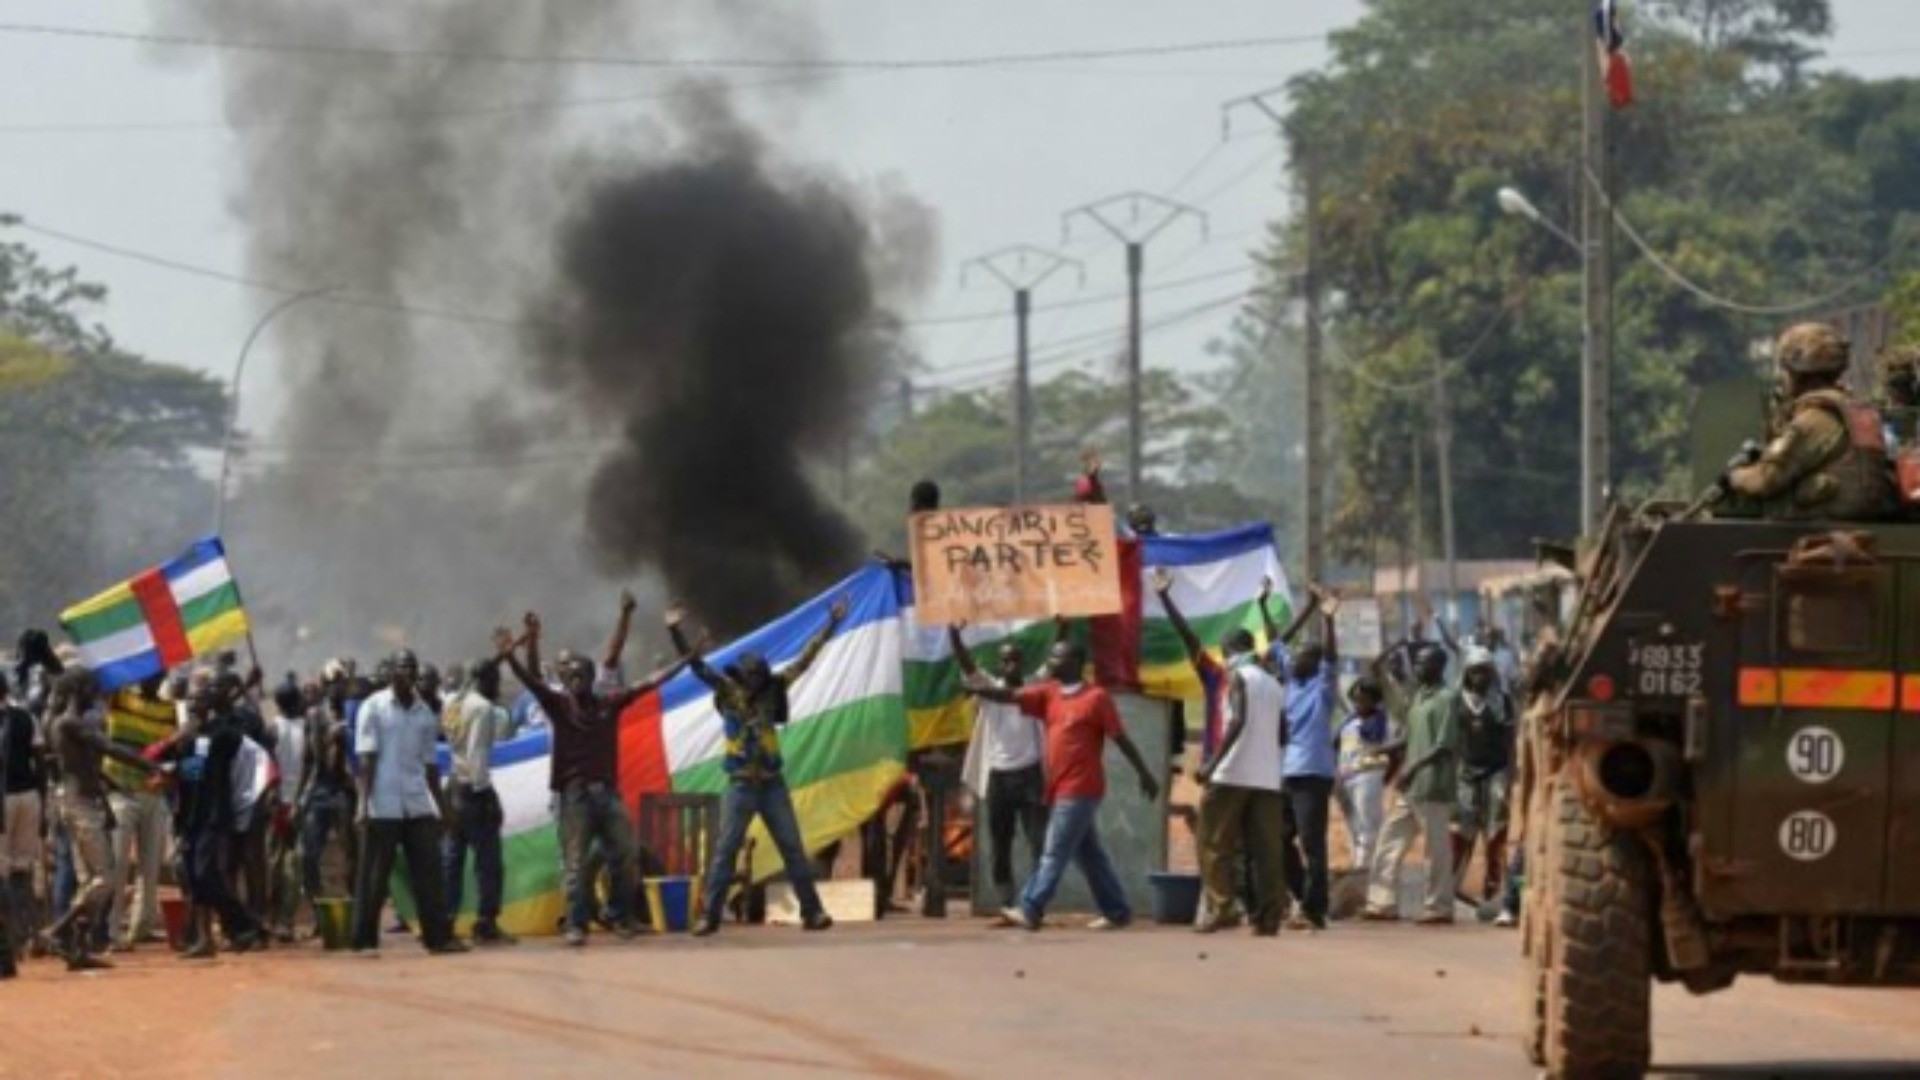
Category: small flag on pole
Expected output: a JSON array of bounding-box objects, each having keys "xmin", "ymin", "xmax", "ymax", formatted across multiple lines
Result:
[
  {"xmin": 1594, "ymin": 0, "xmax": 1637, "ymax": 110},
  {"xmin": 60, "ymin": 537, "xmax": 252, "ymax": 691}
]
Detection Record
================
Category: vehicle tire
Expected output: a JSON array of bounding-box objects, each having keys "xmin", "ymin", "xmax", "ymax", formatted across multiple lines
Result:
[
  {"xmin": 1543, "ymin": 780, "xmax": 1653, "ymax": 1079},
  {"xmin": 1520, "ymin": 779, "xmax": 1555, "ymax": 1068}
]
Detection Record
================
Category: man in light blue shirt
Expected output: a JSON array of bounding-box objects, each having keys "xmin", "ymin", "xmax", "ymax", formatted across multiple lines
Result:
[
  {"xmin": 1267, "ymin": 589, "xmax": 1339, "ymax": 931},
  {"xmin": 350, "ymin": 649, "xmax": 465, "ymax": 955}
]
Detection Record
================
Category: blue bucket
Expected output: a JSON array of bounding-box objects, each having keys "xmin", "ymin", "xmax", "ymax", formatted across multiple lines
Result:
[
  {"xmin": 1148, "ymin": 872, "xmax": 1202, "ymax": 925},
  {"xmin": 645, "ymin": 876, "xmax": 698, "ymax": 933}
]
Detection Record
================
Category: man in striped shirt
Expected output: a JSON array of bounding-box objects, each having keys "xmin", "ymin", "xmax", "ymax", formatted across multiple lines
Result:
[{"xmin": 103, "ymin": 675, "xmax": 177, "ymax": 949}]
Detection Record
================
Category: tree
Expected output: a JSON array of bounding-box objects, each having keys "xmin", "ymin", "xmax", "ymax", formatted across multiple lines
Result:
[
  {"xmin": 0, "ymin": 231, "xmax": 228, "ymax": 630},
  {"xmin": 847, "ymin": 364, "xmax": 1273, "ymax": 552},
  {"xmin": 1261, "ymin": 0, "xmax": 1919, "ymax": 562},
  {"xmin": 1206, "ymin": 237, "xmax": 1311, "ymax": 559},
  {"xmin": 1646, "ymin": 0, "xmax": 1831, "ymax": 84}
]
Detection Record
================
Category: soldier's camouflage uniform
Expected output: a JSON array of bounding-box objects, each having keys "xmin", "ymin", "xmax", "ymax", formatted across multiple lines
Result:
[{"xmin": 1728, "ymin": 324, "xmax": 1895, "ymax": 521}]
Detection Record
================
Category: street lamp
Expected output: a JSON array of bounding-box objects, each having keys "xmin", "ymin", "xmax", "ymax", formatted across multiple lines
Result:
[
  {"xmin": 214, "ymin": 286, "xmax": 337, "ymax": 536},
  {"xmin": 1499, "ymin": 186, "xmax": 1582, "ymax": 254},
  {"xmin": 1499, "ymin": 184, "xmax": 1603, "ymax": 533}
]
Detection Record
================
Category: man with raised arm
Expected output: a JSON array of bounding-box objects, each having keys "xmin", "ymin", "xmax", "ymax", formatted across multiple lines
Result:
[
  {"xmin": 497, "ymin": 612, "xmax": 683, "ymax": 947},
  {"xmin": 669, "ymin": 598, "xmax": 850, "ymax": 937},
  {"xmin": 1268, "ymin": 587, "xmax": 1341, "ymax": 931},
  {"xmin": 1192, "ymin": 625, "xmax": 1288, "ymax": 935}
]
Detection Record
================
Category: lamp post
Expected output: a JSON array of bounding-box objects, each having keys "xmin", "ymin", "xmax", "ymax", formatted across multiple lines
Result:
[
  {"xmin": 1498, "ymin": 185, "xmax": 1605, "ymax": 534},
  {"xmin": 214, "ymin": 286, "xmax": 336, "ymax": 536}
]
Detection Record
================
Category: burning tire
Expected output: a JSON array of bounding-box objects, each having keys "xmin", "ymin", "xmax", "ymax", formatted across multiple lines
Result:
[{"xmin": 1542, "ymin": 780, "xmax": 1653, "ymax": 1079}]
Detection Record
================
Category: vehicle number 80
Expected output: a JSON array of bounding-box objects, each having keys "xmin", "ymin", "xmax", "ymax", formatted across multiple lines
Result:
[{"xmin": 1779, "ymin": 810, "xmax": 1837, "ymax": 862}]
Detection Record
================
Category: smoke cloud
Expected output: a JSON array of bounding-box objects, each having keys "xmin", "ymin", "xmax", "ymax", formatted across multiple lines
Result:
[
  {"xmin": 157, "ymin": 1, "xmax": 935, "ymax": 663},
  {"xmin": 529, "ymin": 88, "xmax": 920, "ymax": 633}
]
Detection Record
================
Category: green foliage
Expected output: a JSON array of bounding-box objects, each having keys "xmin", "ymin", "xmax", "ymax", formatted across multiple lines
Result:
[
  {"xmin": 0, "ymin": 233, "xmax": 228, "ymax": 629},
  {"xmin": 847, "ymin": 365, "xmax": 1272, "ymax": 553},
  {"xmin": 1237, "ymin": 0, "xmax": 1918, "ymax": 560},
  {"xmin": 1887, "ymin": 271, "xmax": 1920, "ymax": 346}
]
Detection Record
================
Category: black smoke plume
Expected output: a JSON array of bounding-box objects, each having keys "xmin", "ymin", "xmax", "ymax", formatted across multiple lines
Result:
[
  {"xmin": 530, "ymin": 91, "xmax": 901, "ymax": 634},
  {"xmin": 161, "ymin": 0, "xmax": 931, "ymax": 660}
]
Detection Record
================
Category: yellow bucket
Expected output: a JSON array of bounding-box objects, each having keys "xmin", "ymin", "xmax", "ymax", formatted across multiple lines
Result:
[
  {"xmin": 315, "ymin": 898, "xmax": 354, "ymax": 950},
  {"xmin": 644, "ymin": 876, "xmax": 701, "ymax": 933}
]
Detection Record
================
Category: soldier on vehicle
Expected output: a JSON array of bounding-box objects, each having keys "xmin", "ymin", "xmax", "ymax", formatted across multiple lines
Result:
[
  {"xmin": 1723, "ymin": 322, "xmax": 1896, "ymax": 521},
  {"xmin": 1878, "ymin": 342, "xmax": 1920, "ymax": 448}
]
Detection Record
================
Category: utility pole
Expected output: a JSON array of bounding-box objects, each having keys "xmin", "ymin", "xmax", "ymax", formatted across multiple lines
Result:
[
  {"xmin": 1062, "ymin": 194, "xmax": 1207, "ymax": 504},
  {"xmin": 1580, "ymin": 14, "xmax": 1615, "ymax": 533},
  {"xmin": 1303, "ymin": 153, "xmax": 1326, "ymax": 588},
  {"xmin": 1433, "ymin": 362, "xmax": 1459, "ymax": 627},
  {"xmin": 1411, "ymin": 434, "xmax": 1425, "ymax": 631},
  {"xmin": 960, "ymin": 245, "xmax": 1082, "ymax": 502},
  {"xmin": 1224, "ymin": 83, "xmax": 1325, "ymax": 586}
]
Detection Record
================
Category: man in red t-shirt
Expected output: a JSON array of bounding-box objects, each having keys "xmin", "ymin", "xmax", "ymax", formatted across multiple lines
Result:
[{"xmin": 966, "ymin": 641, "xmax": 1159, "ymax": 930}]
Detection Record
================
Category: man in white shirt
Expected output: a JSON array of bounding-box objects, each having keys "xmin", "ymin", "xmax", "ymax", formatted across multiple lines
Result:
[
  {"xmin": 949, "ymin": 622, "xmax": 1057, "ymax": 912},
  {"xmin": 350, "ymin": 650, "xmax": 465, "ymax": 955},
  {"xmin": 442, "ymin": 657, "xmax": 515, "ymax": 946},
  {"xmin": 266, "ymin": 683, "xmax": 308, "ymax": 942},
  {"xmin": 1195, "ymin": 628, "xmax": 1288, "ymax": 936}
]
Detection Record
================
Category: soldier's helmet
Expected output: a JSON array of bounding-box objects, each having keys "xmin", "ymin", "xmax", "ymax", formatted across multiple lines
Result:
[
  {"xmin": 1776, "ymin": 322, "xmax": 1850, "ymax": 375},
  {"xmin": 1879, "ymin": 343, "xmax": 1920, "ymax": 390}
]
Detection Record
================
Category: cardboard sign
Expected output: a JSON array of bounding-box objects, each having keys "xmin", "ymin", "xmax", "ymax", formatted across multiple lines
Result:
[
  {"xmin": 910, "ymin": 504, "xmax": 1122, "ymax": 625},
  {"xmin": 1336, "ymin": 597, "xmax": 1385, "ymax": 659}
]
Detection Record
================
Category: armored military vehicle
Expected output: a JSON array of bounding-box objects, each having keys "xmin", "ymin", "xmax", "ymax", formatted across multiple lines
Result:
[{"xmin": 1518, "ymin": 504, "xmax": 1920, "ymax": 1078}]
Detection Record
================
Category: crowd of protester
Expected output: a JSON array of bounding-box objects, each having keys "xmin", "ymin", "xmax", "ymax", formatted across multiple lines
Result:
[
  {"xmin": 0, "ymin": 577, "xmax": 866, "ymax": 977},
  {"xmin": 947, "ymin": 455, "xmax": 1532, "ymax": 938},
  {"xmin": 1, "ymin": 459, "xmax": 1535, "ymax": 979}
]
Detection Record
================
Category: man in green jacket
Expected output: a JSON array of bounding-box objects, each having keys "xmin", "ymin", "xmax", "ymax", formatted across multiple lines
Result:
[{"xmin": 1362, "ymin": 644, "xmax": 1460, "ymax": 925}]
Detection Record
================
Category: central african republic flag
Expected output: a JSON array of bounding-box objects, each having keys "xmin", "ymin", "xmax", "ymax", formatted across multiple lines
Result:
[{"xmin": 452, "ymin": 565, "xmax": 905, "ymax": 936}]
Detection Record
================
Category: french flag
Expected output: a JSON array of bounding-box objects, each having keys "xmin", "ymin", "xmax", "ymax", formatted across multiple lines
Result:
[{"xmin": 1594, "ymin": 0, "xmax": 1636, "ymax": 110}]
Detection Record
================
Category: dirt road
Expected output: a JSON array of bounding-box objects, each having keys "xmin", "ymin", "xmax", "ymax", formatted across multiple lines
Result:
[{"xmin": 5, "ymin": 919, "xmax": 1918, "ymax": 1079}]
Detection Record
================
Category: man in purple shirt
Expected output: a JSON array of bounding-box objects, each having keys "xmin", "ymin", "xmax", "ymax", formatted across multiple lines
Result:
[{"xmin": 497, "ymin": 612, "xmax": 683, "ymax": 947}]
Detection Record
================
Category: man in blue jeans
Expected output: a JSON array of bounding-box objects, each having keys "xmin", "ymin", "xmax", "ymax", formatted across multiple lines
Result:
[
  {"xmin": 499, "ymin": 615, "xmax": 684, "ymax": 947},
  {"xmin": 672, "ymin": 598, "xmax": 849, "ymax": 937},
  {"xmin": 967, "ymin": 641, "xmax": 1160, "ymax": 931}
]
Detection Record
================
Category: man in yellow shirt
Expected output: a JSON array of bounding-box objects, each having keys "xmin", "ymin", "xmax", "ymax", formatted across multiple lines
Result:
[{"xmin": 104, "ymin": 675, "xmax": 178, "ymax": 949}]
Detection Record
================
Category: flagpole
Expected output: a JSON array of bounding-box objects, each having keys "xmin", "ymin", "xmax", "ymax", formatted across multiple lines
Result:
[{"xmin": 1581, "ymin": 2, "xmax": 1618, "ymax": 534}]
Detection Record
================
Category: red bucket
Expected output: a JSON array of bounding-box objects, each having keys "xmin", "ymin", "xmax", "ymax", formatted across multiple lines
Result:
[{"xmin": 160, "ymin": 896, "xmax": 190, "ymax": 950}]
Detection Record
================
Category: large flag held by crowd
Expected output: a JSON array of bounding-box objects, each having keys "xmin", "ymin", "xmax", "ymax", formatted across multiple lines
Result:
[
  {"xmin": 1137, "ymin": 524, "xmax": 1292, "ymax": 700},
  {"xmin": 455, "ymin": 564, "xmax": 909, "ymax": 936},
  {"xmin": 58, "ymin": 537, "xmax": 253, "ymax": 692},
  {"xmin": 902, "ymin": 522, "xmax": 1291, "ymax": 748},
  {"xmin": 59, "ymin": 524, "xmax": 1285, "ymax": 935}
]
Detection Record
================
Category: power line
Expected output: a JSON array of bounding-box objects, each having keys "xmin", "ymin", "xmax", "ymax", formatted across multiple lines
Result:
[
  {"xmin": 1190, "ymin": 142, "xmax": 1286, "ymax": 207},
  {"xmin": 0, "ymin": 70, "xmax": 852, "ymax": 136},
  {"xmin": 8, "ymin": 215, "xmax": 536, "ymax": 331},
  {"xmin": 1606, "ymin": 197, "xmax": 1899, "ymax": 317},
  {"xmin": 0, "ymin": 23, "xmax": 1327, "ymax": 72},
  {"xmin": 232, "ymin": 447, "xmax": 602, "ymax": 475},
  {"xmin": 925, "ymin": 290, "xmax": 1252, "ymax": 393},
  {"xmin": 928, "ymin": 287, "xmax": 1252, "ymax": 379},
  {"xmin": 905, "ymin": 263, "xmax": 1250, "ymax": 327},
  {"xmin": 239, "ymin": 291, "xmax": 1245, "ymax": 467}
]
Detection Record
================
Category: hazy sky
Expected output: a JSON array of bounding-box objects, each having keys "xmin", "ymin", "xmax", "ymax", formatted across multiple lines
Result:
[{"xmin": 3, "ymin": 0, "xmax": 1919, "ymax": 428}]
